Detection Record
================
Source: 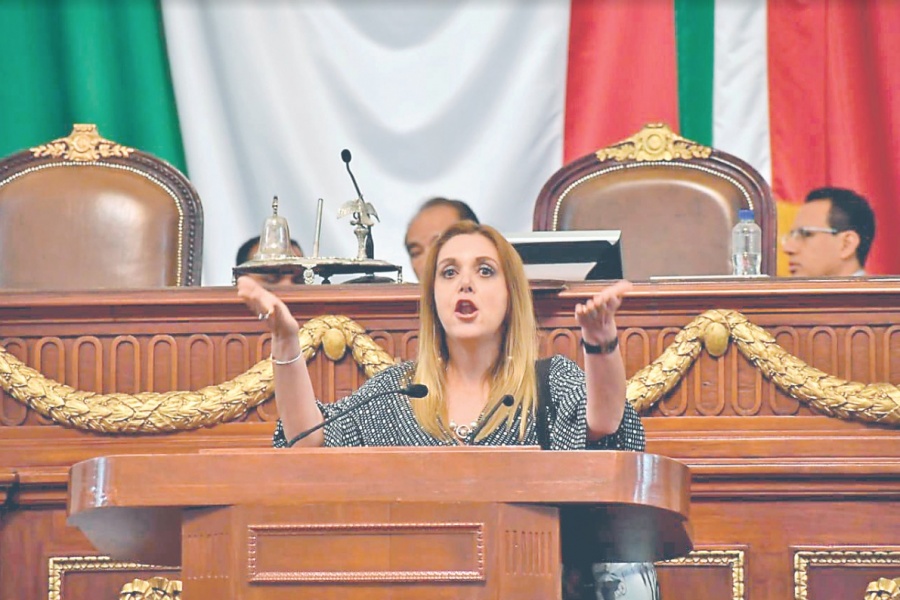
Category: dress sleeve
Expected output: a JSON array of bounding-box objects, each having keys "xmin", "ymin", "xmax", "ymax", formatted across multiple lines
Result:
[
  {"xmin": 271, "ymin": 362, "xmax": 410, "ymax": 448},
  {"xmin": 548, "ymin": 355, "xmax": 645, "ymax": 451},
  {"xmin": 271, "ymin": 399, "xmax": 346, "ymax": 448}
]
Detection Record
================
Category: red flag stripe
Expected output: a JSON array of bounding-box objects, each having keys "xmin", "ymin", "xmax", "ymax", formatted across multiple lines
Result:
[{"xmin": 564, "ymin": 0, "xmax": 679, "ymax": 163}]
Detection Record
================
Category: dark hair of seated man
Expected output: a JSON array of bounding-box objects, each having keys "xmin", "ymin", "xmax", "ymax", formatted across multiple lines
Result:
[
  {"xmin": 236, "ymin": 235, "xmax": 304, "ymax": 285},
  {"xmin": 405, "ymin": 197, "xmax": 480, "ymax": 281}
]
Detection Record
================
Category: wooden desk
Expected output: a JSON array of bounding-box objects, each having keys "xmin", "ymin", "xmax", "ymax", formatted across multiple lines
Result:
[
  {"xmin": 68, "ymin": 448, "xmax": 691, "ymax": 599},
  {"xmin": 2, "ymin": 279, "xmax": 899, "ymax": 600}
]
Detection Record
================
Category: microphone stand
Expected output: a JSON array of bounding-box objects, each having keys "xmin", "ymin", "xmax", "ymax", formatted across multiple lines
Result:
[
  {"xmin": 466, "ymin": 395, "xmax": 514, "ymax": 442},
  {"xmin": 286, "ymin": 384, "xmax": 427, "ymax": 447},
  {"xmin": 341, "ymin": 149, "xmax": 366, "ymax": 202}
]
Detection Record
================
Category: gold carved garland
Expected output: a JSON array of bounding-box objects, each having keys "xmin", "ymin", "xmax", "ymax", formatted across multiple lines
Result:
[
  {"xmin": 0, "ymin": 315, "xmax": 394, "ymax": 434},
  {"xmin": 627, "ymin": 309, "xmax": 900, "ymax": 425},
  {"xmin": 0, "ymin": 310, "xmax": 898, "ymax": 434}
]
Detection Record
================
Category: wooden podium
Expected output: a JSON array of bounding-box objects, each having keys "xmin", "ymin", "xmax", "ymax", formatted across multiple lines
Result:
[{"xmin": 68, "ymin": 447, "xmax": 691, "ymax": 599}]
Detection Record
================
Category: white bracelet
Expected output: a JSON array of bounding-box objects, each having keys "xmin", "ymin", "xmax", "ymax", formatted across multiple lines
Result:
[{"xmin": 271, "ymin": 351, "xmax": 303, "ymax": 366}]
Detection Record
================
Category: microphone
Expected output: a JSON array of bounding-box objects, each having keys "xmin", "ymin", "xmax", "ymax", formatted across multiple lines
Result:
[
  {"xmin": 286, "ymin": 383, "xmax": 428, "ymax": 447},
  {"xmin": 341, "ymin": 148, "xmax": 365, "ymax": 202},
  {"xmin": 468, "ymin": 394, "xmax": 514, "ymax": 441},
  {"xmin": 340, "ymin": 148, "xmax": 376, "ymax": 259}
]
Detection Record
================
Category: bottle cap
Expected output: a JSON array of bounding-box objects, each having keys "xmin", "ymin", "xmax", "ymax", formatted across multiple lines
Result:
[{"xmin": 738, "ymin": 209, "xmax": 754, "ymax": 220}]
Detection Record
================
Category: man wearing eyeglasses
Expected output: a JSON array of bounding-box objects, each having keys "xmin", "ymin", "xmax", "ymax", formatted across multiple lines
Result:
[{"xmin": 781, "ymin": 187, "xmax": 876, "ymax": 277}]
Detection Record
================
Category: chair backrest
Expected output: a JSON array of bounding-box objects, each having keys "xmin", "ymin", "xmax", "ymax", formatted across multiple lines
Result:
[
  {"xmin": 0, "ymin": 124, "xmax": 203, "ymax": 289},
  {"xmin": 533, "ymin": 124, "xmax": 776, "ymax": 279}
]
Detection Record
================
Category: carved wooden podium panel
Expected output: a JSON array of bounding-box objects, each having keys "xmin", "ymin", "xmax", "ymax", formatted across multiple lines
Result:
[{"xmin": 68, "ymin": 448, "xmax": 691, "ymax": 599}]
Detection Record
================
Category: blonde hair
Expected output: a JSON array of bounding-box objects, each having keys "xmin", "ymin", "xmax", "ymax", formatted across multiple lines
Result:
[{"xmin": 412, "ymin": 221, "xmax": 538, "ymax": 441}]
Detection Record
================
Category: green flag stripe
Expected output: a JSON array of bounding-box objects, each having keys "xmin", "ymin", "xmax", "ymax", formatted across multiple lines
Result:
[
  {"xmin": 0, "ymin": 0, "xmax": 186, "ymax": 173},
  {"xmin": 0, "ymin": 3, "xmax": 67, "ymax": 147},
  {"xmin": 674, "ymin": 0, "xmax": 715, "ymax": 145}
]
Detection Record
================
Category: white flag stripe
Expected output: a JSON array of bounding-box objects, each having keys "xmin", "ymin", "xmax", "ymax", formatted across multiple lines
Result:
[
  {"xmin": 162, "ymin": 1, "xmax": 571, "ymax": 285},
  {"xmin": 713, "ymin": 0, "xmax": 771, "ymax": 184}
]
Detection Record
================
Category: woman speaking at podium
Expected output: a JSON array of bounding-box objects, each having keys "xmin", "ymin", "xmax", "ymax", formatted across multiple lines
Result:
[
  {"xmin": 238, "ymin": 220, "xmax": 642, "ymax": 452},
  {"xmin": 238, "ymin": 220, "xmax": 655, "ymax": 600}
]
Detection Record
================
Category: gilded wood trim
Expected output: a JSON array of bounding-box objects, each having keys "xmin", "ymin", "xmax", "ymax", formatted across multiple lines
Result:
[
  {"xmin": 794, "ymin": 549, "xmax": 900, "ymax": 600},
  {"xmin": 47, "ymin": 555, "xmax": 173, "ymax": 600},
  {"xmin": 3, "ymin": 310, "xmax": 900, "ymax": 433},
  {"xmin": 657, "ymin": 549, "xmax": 745, "ymax": 600},
  {"xmin": 865, "ymin": 577, "xmax": 900, "ymax": 599},
  {"xmin": 594, "ymin": 123, "xmax": 713, "ymax": 162},
  {"xmin": 30, "ymin": 124, "xmax": 134, "ymax": 162},
  {"xmin": 247, "ymin": 522, "xmax": 485, "ymax": 583},
  {"xmin": 0, "ymin": 315, "xmax": 394, "ymax": 433}
]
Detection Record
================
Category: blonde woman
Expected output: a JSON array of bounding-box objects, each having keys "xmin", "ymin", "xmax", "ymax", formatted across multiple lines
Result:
[{"xmin": 238, "ymin": 220, "xmax": 642, "ymax": 451}]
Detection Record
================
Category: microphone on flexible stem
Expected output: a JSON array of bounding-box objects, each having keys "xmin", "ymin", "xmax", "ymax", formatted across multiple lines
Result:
[
  {"xmin": 341, "ymin": 148, "xmax": 365, "ymax": 202},
  {"xmin": 468, "ymin": 394, "xmax": 515, "ymax": 441},
  {"xmin": 340, "ymin": 148, "xmax": 375, "ymax": 258},
  {"xmin": 286, "ymin": 383, "xmax": 428, "ymax": 448}
]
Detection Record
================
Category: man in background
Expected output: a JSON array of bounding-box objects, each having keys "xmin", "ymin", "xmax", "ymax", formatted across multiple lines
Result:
[
  {"xmin": 404, "ymin": 197, "xmax": 479, "ymax": 281},
  {"xmin": 782, "ymin": 187, "xmax": 876, "ymax": 277},
  {"xmin": 236, "ymin": 235, "xmax": 304, "ymax": 285}
]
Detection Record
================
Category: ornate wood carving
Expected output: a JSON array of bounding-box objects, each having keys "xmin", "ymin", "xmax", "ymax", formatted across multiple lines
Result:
[
  {"xmin": 246, "ymin": 522, "xmax": 486, "ymax": 583},
  {"xmin": 658, "ymin": 549, "xmax": 745, "ymax": 600},
  {"xmin": 3, "ymin": 305, "xmax": 900, "ymax": 432},
  {"xmin": 119, "ymin": 577, "xmax": 181, "ymax": 600},
  {"xmin": 794, "ymin": 549, "xmax": 900, "ymax": 600},
  {"xmin": 47, "ymin": 556, "xmax": 175, "ymax": 600},
  {"xmin": 1, "ymin": 281, "xmax": 899, "ymax": 599},
  {"xmin": 30, "ymin": 124, "xmax": 134, "ymax": 162},
  {"xmin": 594, "ymin": 123, "xmax": 713, "ymax": 162},
  {"xmin": 865, "ymin": 577, "xmax": 900, "ymax": 600}
]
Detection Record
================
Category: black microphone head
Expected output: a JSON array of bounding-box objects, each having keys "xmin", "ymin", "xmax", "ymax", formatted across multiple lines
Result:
[
  {"xmin": 404, "ymin": 383, "xmax": 429, "ymax": 398},
  {"xmin": 341, "ymin": 148, "xmax": 352, "ymax": 163},
  {"xmin": 500, "ymin": 394, "xmax": 514, "ymax": 407}
]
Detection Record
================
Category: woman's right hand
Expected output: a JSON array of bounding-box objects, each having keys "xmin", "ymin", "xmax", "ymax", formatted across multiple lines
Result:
[
  {"xmin": 237, "ymin": 276, "xmax": 322, "ymax": 446},
  {"xmin": 237, "ymin": 276, "xmax": 300, "ymax": 340}
]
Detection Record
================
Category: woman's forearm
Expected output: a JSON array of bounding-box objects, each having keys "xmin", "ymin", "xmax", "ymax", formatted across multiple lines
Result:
[
  {"xmin": 271, "ymin": 333, "xmax": 324, "ymax": 446},
  {"xmin": 583, "ymin": 347, "xmax": 627, "ymax": 440}
]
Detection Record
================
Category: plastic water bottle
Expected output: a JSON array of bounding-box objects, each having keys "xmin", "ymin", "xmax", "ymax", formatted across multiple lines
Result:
[{"xmin": 731, "ymin": 209, "xmax": 762, "ymax": 276}]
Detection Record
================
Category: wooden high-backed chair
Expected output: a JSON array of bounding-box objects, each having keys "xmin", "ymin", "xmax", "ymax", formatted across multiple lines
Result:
[
  {"xmin": 0, "ymin": 124, "xmax": 203, "ymax": 289},
  {"xmin": 533, "ymin": 123, "xmax": 776, "ymax": 279}
]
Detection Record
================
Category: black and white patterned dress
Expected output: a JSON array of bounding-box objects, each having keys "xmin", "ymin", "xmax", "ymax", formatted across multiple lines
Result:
[{"xmin": 272, "ymin": 354, "xmax": 644, "ymax": 451}]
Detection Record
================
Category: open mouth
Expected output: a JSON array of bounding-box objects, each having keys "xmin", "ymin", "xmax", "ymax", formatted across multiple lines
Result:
[{"xmin": 455, "ymin": 299, "xmax": 478, "ymax": 317}]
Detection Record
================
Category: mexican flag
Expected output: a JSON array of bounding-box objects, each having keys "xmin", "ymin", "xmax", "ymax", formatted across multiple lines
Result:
[{"xmin": 1, "ymin": 0, "xmax": 897, "ymax": 284}]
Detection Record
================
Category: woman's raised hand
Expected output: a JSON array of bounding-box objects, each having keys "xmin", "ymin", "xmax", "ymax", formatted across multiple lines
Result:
[
  {"xmin": 237, "ymin": 276, "xmax": 320, "ymax": 444},
  {"xmin": 237, "ymin": 276, "xmax": 300, "ymax": 339},
  {"xmin": 574, "ymin": 280, "xmax": 633, "ymax": 344}
]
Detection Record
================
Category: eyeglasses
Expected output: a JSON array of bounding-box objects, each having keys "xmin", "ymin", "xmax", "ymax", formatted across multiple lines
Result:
[{"xmin": 781, "ymin": 226, "xmax": 839, "ymax": 245}]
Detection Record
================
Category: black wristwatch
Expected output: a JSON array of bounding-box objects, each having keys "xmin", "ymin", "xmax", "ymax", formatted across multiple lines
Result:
[{"xmin": 581, "ymin": 336, "xmax": 619, "ymax": 355}]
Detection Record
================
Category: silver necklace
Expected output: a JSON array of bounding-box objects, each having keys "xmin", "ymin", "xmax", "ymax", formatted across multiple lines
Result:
[{"xmin": 448, "ymin": 419, "xmax": 478, "ymax": 441}]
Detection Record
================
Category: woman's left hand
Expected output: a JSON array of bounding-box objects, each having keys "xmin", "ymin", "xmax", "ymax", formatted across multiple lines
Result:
[{"xmin": 574, "ymin": 280, "xmax": 633, "ymax": 344}]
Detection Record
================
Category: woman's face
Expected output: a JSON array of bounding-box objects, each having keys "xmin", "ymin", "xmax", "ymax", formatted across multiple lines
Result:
[{"xmin": 433, "ymin": 233, "xmax": 509, "ymax": 348}]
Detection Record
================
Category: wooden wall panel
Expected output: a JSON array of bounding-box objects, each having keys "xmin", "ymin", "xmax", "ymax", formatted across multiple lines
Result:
[
  {"xmin": 1, "ymin": 279, "xmax": 900, "ymax": 599},
  {"xmin": 48, "ymin": 556, "xmax": 179, "ymax": 600},
  {"xmin": 657, "ymin": 549, "xmax": 745, "ymax": 600},
  {"xmin": 0, "ymin": 508, "xmax": 179, "ymax": 600},
  {"xmin": 797, "ymin": 550, "xmax": 900, "ymax": 600}
]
